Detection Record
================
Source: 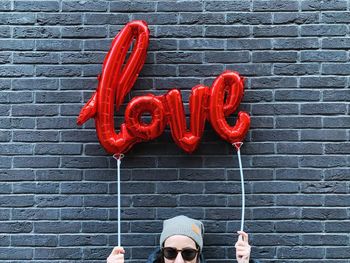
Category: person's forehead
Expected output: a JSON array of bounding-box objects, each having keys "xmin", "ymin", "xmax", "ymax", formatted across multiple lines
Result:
[{"xmin": 164, "ymin": 235, "xmax": 197, "ymax": 248}]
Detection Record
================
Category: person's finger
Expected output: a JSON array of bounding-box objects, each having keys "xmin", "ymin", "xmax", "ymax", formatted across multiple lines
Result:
[
  {"xmin": 237, "ymin": 231, "xmax": 249, "ymax": 242},
  {"xmin": 111, "ymin": 246, "xmax": 125, "ymax": 255}
]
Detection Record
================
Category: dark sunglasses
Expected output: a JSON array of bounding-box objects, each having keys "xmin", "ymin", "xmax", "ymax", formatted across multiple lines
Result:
[{"xmin": 162, "ymin": 247, "xmax": 199, "ymax": 261}]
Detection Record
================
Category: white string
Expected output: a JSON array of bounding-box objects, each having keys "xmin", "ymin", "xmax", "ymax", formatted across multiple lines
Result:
[
  {"xmin": 237, "ymin": 148, "xmax": 245, "ymax": 232},
  {"xmin": 113, "ymin": 154, "xmax": 124, "ymax": 247},
  {"xmin": 117, "ymin": 157, "xmax": 121, "ymax": 246},
  {"xmin": 233, "ymin": 143, "xmax": 245, "ymax": 232}
]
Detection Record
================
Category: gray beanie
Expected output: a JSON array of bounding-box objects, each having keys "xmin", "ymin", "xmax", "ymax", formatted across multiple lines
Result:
[{"xmin": 160, "ymin": 215, "xmax": 204, "ymax": 251}]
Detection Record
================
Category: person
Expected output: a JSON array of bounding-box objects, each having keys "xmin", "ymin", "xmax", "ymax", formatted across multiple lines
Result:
[{"xmin": 107, "ymin": 215, "xmax": 258, "ymax": 263}]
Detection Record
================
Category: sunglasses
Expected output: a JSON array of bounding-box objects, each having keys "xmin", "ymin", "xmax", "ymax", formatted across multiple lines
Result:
[{"xmin": 162, "ymin": 247, "xmax": 199, "ymax": 261}]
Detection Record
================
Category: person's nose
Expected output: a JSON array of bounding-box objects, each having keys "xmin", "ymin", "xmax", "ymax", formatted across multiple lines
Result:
[{"xmin": 174, "ymin": 252, "xmax": 185, "ymax": 263}]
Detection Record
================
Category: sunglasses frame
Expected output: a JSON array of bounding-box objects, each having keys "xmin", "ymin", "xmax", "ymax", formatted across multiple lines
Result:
[{"xmin": 162, "ymin": 247, "xmax": 199, "ymax": 261}]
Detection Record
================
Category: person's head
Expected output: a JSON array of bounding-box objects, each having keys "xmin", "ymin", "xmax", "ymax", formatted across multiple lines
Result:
[{"xmin": 159, "ymin": 215, "xmax": 204, "ymax": 263}]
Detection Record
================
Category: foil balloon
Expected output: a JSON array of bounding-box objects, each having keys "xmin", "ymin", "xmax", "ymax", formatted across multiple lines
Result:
[
  {"xmin": 77, "ymin": 20, "xmax": 149, "ymax": 154},
  {"xmin": 77, "ymin": 20, "xmax": 250, "ymax": 154}
]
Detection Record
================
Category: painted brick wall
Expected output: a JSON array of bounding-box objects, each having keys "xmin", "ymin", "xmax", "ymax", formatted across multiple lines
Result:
[{"xmin": 1, "ymin": 0, "xmax": 349, "ymax": 262}]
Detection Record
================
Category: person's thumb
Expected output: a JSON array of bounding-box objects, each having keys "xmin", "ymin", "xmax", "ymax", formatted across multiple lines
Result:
[{"xmin": 112, "ymin": 246, "xmax": 125, "ymax": 255}]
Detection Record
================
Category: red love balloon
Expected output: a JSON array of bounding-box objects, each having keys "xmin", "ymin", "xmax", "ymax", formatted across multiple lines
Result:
[{"xmin": 77, "ymin": 20, "xmax": 250, "ymax": 154}]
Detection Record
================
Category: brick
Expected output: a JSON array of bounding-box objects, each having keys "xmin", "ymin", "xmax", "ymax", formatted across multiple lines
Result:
[
  {"xmin": 253, "ymin": 208, "xmax": 300, "ymax": 219},
  {"xmin": 0, "ymin": 13, "xmax": 36, "ymax": 25},
  {"xmin": 251, "ymin": 77, "xmax": 297, "ymax": 88},
  {"xmin": 273, "ymin": 38, "xmax": 319, "ymax": 50},
  {"xmin": 205, "ymin": 1, "xmax": 250, "ymax": 11},
  {"xmin": 36, "ymin": 65, "xmax": 81, "ymax": 77},
  {"xmin": 302, "ymin": 0, "xmax": 347, "ymax": 11},
  {"xmin": 277, "ymin": 195, "xmax": 323, "ymax": 206},
  {"xmin": 323, "ymin": 37, "xmax": 350, "ymax": 49},
  {"xmin": 157, "ymin": 25, "xmax": 203, "ymax": 38},
  {"xmin": 301, "ymin": 182, "xmax": 347, "ymax": 193},
  {"xmin": 325, "ymin": 143, "xmax": 350, "ymax": 154},
  {"xmin": 0, "ymin": 248, "xmax": 33, "ymax": 259},
  {"xmin": 327, "ymin": 248, "xmax": 350, "ymax": 259},
  {"xmin": 300, "ymin": 156, "xmax": 347, "ymax": 168},
  {"xmin": 322, "ymin": 11, "xmax": 350, "ymax": 23},
  {"xmin": 323, "ymin": 116, "xmax": 350, "ymax": 128},
  {"xmin": 13, "ymin": 52, "xmax": 59, "ymax": 64},
  {"xmin": 273, "ymin": 12, "xmax": 319, "ymax": 24},
  {"xmin": 12, "ymin": 235, "xmax": 57, "ymax": 247},
  {"xmin": 13, "ymin": 78, "xmax": 59, "ymax": 90},
  {"xmin": 323, "ymin": 90, "xmax": 350, "ymax": 101},
  {"xmin": 325, "ymin": 221, "xmax": 350, "ymax": 233},
  {"xmin": 110, "ymin": 1, "xmax": 155, "ymax": 12},
  {"xmin": 0, "ymin": 1, "xmax": 11, "ymax": 11},
  {"xmin": 227, "ymin": 39, "xmax": 272, "ymax": 50},
  {"xmin": 177, "ymin": 38, "xmax": 224, "ymax": 50},
  {"xmin": 254, "ymin": 26, "xmax": 298, "ymax": 37},
  {"xmin": 275, "ymin": 90, "xmax": 320, "ymax": 102},
  {"xmin": 34, "ymin": 248, "xmax": 81, "ymax": 259},
  {"xmin": 277, "ymin": 142, "xmax": 323, "ymax": 154},
  {"xmin": 179, "ymin": 13, "xmax": 224, "ymax": 25},
  {"xmin": 0, "ymin": 65, "xmax": 34, "ymax": 77},
  {"xmin": 251, "ymin": 129, "xmax": 299, "ymax": 141},
  {"xmin": 276, "ymin": 221, "xmax": 323, "ymax": 233},
  {"xmin": 253, "ymin": 182, "xmax": 299, "ymax": 193},
  {"xmin": 36, "ymin": 39, "xmax": 82, "ymax": 51},
  {"xmin": 325, "ymin": 195, "xmax": 350, "ymax": 206},
  {"xmin": 0, "ymin": 144, "xmax": 33, "ymax": 155},
  {"xmin": 62, "ymin": 1, "xmax": 107, "ymax": 12},
  {"xmin": 37, "ymin": 13, "xmax": 82, "ymax": 25},
  {"xmin": 36, "ymin": 195, "xmax": 83, "ymax": 207},
  {"xmin": 301, "ymin": 25, "xmax": 347, "ymax": 36},
  {"xmin": 84, "ymin": 13, "xmax": 129, "ymax": 25},
  {"xmin": 278, "ymin": 247, "xmax": 325, "ymax": 259},
  {"xmin": 157, "ymin": 52, "xmax": 203, "ymax": 64},
  {"xmin": 252, "ymin": 156, "xmax": 298, "ymax": 168},
  {"xmin": 253, "ymin": 1, "xmax": 298, "ymax": 11},
  {"xmin": 324, "ymin": 168, "xmax": 350, "ymax": 181},
  {"xmin": 12, "ymin": 104, "xmax": 58, "ymax": 116},
  {"xmin": 301, "ymin": 129, "xmax": 347, "ymax": 141},
  {"xmin": 157, "ymin": 1, "xmax": 202, "ymax": 12},
  {"xmin": 0, "ymin": 195, "xmax": 34, "ymax": 207},
  {"xmin": 0, "ymin": 169, "xmax": 35, "ymax": 181},
  {"xmin": 274, "ymin": 63, "xmax": 319, "ymax": 75},
  {"xmin": 61, "ymin": 26, "xmax": 107, "ymax": 38},
  {"xmin": 12, "ymin": 208, "xmax": 59, "ymax": 220},
  {"xmin": 205, "ymin": 26, "xmax": 250, "ymax": 37},
  {"xmin": 227, "ymin": 12, "xmax": 272, "ymax": 24},
  {"xmin": 35, "ymin": 222, "xmax": 81, "ymax": 233},
  {"xmin": 13, "ymin": 131, "xmax": 58, "ymax": 142},
  {"xmin": 13, "ymin": 27, "xmax": 60, "ymax": 39},
  {"xmin": 300, "ymin": 76, "xmax": 346, "ymax": 88},
  {"xmin": 302, "ymin": 208, "xmax": 347, "ymax": 219},
  {"xmin": 253, "ymin": 234, "xmax": 301, "ymax": 246},
  {"xmin": 252, "ymin": 51, "xmax": 297, "ymax": 63},
  {"xmin": 14, "ymin": 1, "xmax": 59, "ymax": 12},
  {"xmin": 0, "ymin": 222, "xmax": 32, "ymax": 233},
  {"xmin": 13, "ymin": 157, "xmax": 59, "ymax": 168},
  {"xmin": 303, "ymin": 234, "xmax": 348, "ymax": 245},
  {"xmin": 301, "ymin": 103, "xmax": 347, "ymax": 114}
]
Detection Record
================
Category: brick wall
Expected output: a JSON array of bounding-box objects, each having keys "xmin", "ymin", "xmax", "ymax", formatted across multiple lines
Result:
[{"xmin": 1, "ymin": 0, "xmax": 349, "ymax": 262}]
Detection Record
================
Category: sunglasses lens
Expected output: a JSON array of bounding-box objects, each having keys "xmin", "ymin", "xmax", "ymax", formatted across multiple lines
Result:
[
  {"xmin": 163, "ymin": 247, "xmax": 178, "ymax": 259},
  {"xmin": 182, "ymin": 249, "xmax": 197, "ymax": 261}
]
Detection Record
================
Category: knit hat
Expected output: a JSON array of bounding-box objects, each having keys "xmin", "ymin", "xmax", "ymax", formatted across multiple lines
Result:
[{"xmin": 160, "ymin": 215, "xmax": 204, "ymax": 251}]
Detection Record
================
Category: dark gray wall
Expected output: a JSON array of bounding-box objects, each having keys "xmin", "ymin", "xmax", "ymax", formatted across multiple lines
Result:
[{"xmin": 1, "ymin": 0, "xmax": 349, "ymax": 262}]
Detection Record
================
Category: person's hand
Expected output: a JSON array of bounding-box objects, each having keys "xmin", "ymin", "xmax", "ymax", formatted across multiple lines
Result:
[
  {"xmin": 235, "ymin": 231, "xmax": 251, "ymax": 263},
  {"xmin": 107, "ymin": 246, "xmax": 125, "ymax": 263}
]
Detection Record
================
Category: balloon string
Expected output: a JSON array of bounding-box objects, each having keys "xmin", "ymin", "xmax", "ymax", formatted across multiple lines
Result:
[
  {"xmin": 233, "ymin": 142, "xmax": 245, "ymax": 232},
  {"xmin": 113, "ymin": 153, "xmax": 124, "ymax": 247}
]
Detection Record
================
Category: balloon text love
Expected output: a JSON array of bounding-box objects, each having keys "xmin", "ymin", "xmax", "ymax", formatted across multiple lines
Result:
[{"xmin": 77, "ymin": 20, "xmax": 250, "ymax": 154}]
